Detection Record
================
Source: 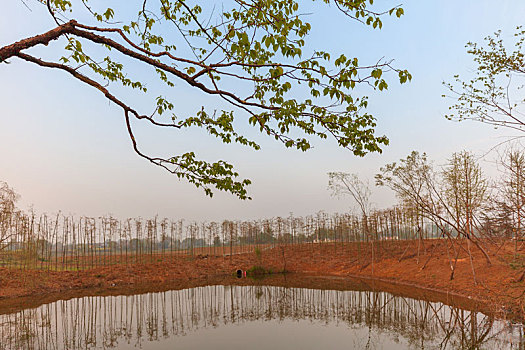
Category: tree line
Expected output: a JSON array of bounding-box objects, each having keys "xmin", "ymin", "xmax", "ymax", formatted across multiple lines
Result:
[{"xmin": 0, "ymin": 144, "xmax": 522, "ymax": 276}]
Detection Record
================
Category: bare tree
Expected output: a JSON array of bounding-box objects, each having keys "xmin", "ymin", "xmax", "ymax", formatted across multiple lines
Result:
[
  {"xmin": 442, "ymin": 151, "xmax": 489, "ymax": 239},
  {"xmin": 328, "ymin": 172, "xmax": 375, "ymax": 271},
  {"xmin": 442, "ymin": 151, "xmax": 489, "ymax": 282},
  {"xmin": 498, "ymin": 144, "xmax": 525, "ymax": 257},
  {"xmin": 376, "ymin": 151, "xmax": 492, "ymax": 281},
  {"xmin": 0, "ymin": 181, "xmax": 20, "ymax": 249},
  {"xmin": 328, "ymin": 172, "xmax": 372, "ymax": 219}
]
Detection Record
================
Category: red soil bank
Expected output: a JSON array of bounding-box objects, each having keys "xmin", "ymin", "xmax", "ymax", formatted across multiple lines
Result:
[{"xmin": 0, "ymin": 241, "xmax": 523, "ymax": 319}]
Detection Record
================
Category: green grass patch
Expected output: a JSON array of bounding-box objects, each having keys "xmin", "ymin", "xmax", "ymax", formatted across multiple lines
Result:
[
  {"xmin": 508, "ymin": 253, "xmax": 525, "ymax": 270},
  {"xmin": 246, "ymin": 265, "xmax": 270, "ymax": 275}
]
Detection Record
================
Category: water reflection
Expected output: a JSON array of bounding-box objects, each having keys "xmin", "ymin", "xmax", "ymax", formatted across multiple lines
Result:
[{"xmin": 0, "ymin": 283, "xmax": 522, "ymax": 349}]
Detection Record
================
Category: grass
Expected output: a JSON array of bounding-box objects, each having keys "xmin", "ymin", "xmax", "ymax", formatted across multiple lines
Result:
[
  {"xmin": 508, "ymin": 254, "xmax": 525, "ymax": 270},
  {"xmin": 246, "ymin": 265, "xmax": 274, "ymax": 276}
]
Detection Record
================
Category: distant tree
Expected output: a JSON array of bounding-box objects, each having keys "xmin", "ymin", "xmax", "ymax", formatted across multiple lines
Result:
[
  {"xmin": 129, "ymin": 238, "xmax": 141, "ymax": 251},
  {"xmin": 374, "ymin": 151, "xmax": 438, "ymax": 264},
  {"xmin": 1, "ymin": 0, "xmax": 410, "ymax": 199},
  {"xmin": 328, "ymin": 172, "xmax": 372, "ymax": 237},
  {"xmin": 0, "ymin": 181, "xmax": 18, "ymax": 215},
  {"xmin": 498, "ymin": 144, "xmax": 525, "ymax": 257},
  {"xmin": 375, "ymin": 151, "xmax": 436, "ymax": 220},
  {"xmin": 0, "ymin": 181, "xmax": 20, "ymax": 249},
  {"xmin": 328, "ymin": 172, "xmax": 372, "ymax": 217},
  {"xmin": 444, "ymin": 27, "xmax": 525, "ymax": 133},
  {"xmin": 442, "ymin": 151, "xmax": 489, "ymax": 282},
  {"xmin": 213, "ymin": 235, "xmax": 221, "ymax": 247},
  {"xmin": 442, "ymin": 151, "xmax": 488, "ymax": 239}
]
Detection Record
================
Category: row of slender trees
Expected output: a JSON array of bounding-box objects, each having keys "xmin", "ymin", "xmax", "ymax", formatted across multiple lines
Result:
[
  {"xmin": 0, "ymin": 204, "xmax": 442, "ymax": 271},
  {"xmin": 0, "ymin": 145, "xmax": 522, "ymax": 272}
]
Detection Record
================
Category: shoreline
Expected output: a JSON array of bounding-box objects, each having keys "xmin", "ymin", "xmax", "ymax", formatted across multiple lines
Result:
[
  {"xmin": 0, "ymin": 242, "xmax": 523, "ymax": 320},
  {"xmin": 0, "ymin": 272, "xmax": 501, "ymax": 321}
]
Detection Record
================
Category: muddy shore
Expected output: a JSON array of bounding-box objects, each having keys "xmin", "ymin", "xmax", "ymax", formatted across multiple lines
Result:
[{"xmin": 0, "ymin": 241, "xmax": 523, "ymax": 320}]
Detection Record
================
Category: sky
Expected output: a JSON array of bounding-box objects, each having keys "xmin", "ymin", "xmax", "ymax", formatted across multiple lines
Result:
[{"xmin": 1, "ymin": 0, "xmax": 524, "ymax": 221}]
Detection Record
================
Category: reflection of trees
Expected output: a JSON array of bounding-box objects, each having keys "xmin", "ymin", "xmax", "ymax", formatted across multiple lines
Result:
[{"xmin": 0, "ymin": 286, "xmax": 521, "ymax": 350}]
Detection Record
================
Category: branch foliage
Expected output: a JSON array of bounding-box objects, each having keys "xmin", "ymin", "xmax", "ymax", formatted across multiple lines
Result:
[
  {"xmin": 2, "ymin": 0, "xmax": 411, "ymax": 199},
  {"xmin": 444, "ymin": 27, "xmax": 525, "ymax": 133}
]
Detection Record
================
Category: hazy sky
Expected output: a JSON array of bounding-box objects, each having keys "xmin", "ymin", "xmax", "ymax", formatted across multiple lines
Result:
[{"xmin": 1, "ymin": 1, "xmax": 523, "ymax": 221}]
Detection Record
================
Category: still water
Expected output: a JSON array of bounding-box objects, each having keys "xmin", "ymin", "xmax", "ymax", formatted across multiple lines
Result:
[{"xmin": 0, "ymin": 277, "xmax": 523, "ymax": 349}]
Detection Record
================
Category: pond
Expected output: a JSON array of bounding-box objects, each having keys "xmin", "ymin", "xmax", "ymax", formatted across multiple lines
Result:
[{"xmin": 0, "ymin": 276, "xmax": 522, "ymax": 349}]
